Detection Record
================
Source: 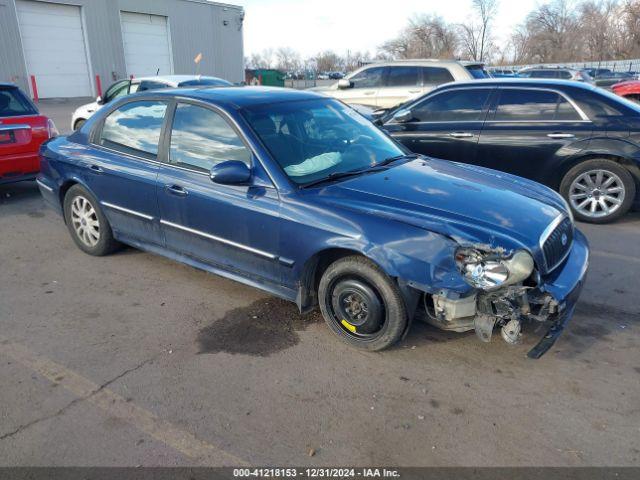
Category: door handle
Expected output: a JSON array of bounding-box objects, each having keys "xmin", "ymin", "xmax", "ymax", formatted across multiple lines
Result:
[
  {"xmin": 165, "ymin": 184, "xmax": 188, "ymax": 197},
  {"xmin": 547, "ymin": 133, "xmax": 575, "ymax": 139},
  {"xmin": 88, "ymin": 164, "xmax": 103, "ymax": 174},
  {"xmin": 449, "ymin": 132, "xmax": 474, "ymax": 138},
  {"xmin": 408, "ymin": 89, "xmax": 421, "ymax": 94},
  {"xmin": 363, "ymin": 91, "xmax": 375, "ymax": 95}
]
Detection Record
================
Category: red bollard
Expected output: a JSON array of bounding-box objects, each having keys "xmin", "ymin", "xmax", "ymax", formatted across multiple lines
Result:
[
  {"xmin": 95, "ymin": 75, "xmax": 102, "ymax": 97},
  {"xmin": 30, "ymin": 75, "xmax": 39, "ymax": 102}
]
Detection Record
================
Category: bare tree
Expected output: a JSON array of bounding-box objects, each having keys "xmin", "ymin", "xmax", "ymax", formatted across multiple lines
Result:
[
  {"xmin": 314, "ymin": 50, "xmax": 342, "ymax": 72},
  {"xmin": 458, "ymin": 0, "xmax": 498, "ymax": 62},
  {"xmin": 274, "ymin": 47, "xmax": 301, "ymax": 72},
  {"xmin": 379, "ymin": 14, "xmax": 458, "ymax": 59}
]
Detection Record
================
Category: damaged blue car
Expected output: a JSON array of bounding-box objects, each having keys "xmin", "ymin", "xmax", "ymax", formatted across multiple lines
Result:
[{"xmin": 37, "ymin": 87, "xmax": 589, "ymax": 358}]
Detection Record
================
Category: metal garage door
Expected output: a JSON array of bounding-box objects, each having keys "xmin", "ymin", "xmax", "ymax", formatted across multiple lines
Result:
[
  {"xmin": 16, "ymin": 0, "xmax": 92, "ymax": 98},
  {"xmin": 120, "ymin": 12, "xmax": 173, "ymax": 78}
]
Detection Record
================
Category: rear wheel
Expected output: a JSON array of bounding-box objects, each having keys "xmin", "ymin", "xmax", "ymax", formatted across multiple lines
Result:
[
  {"xmin": 318, "ymin": 256, "xmax": 407, "ymax": 351},
  {"xmin": 560, "ymin": 159, "xmax": 635, "ymax": 223},
  {"xmin": 74, "ymin": 119, "xmax": 86, "ymax": 130},
  {"xmin": 63, "ymin": 184, "xmax": 120, "ymax": 256}
]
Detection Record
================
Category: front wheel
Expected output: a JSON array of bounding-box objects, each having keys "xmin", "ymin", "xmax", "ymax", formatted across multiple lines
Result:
[
  {"xmin": 560, "ymin": 159, "xmax": 635, "ymax": 224},
  {"xmin": 318, "ymin": 256, "xmax": 408, "ymax": 351}
]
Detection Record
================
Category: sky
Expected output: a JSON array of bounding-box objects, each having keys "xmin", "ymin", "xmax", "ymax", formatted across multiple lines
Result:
[{"xmin": 233, "ymin": 0, "xmax": 541, "ymax": 57}]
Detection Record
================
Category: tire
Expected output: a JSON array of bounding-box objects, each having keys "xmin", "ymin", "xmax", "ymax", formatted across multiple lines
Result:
[
  {"xmin": 63, "ymin": 184, "xmax": 120, "ymax": 256},
  {"xmin": 560, "ymin": 159, "xmax": 635, "ymax": 224},
  {"xmin": 74, "ymin": 119, "xmax": 86, "ymax": 130},
  {"xmin": 318, "ymin": 255, "xmax": 408, "ymax": 351}
]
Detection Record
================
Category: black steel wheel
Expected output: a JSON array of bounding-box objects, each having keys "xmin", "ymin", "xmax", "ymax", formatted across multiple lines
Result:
[{"xmin": 318, "ymin": 256, "xmax": 408, "ymax": 351}]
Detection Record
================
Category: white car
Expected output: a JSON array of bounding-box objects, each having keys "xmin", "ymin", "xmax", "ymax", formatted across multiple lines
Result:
[
  {"xmin": 312, "ymin": 60, "xmax": 489, "ymax": 109},
  {"xmin": 70, "ymin": 75, "xmax": 232, "ymax": 130}
]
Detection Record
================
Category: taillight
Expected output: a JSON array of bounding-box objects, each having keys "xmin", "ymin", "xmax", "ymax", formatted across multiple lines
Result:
[{"xmin": 46, "ymin": 118, "xmax": 59, "ymax": 138}]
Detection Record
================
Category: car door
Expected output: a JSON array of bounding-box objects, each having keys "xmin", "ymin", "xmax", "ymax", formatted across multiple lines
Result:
[
  {"xmin": 383, "ymin": 87, "xmax": 493, "ymax": 162},
  {"xmin": 86, "ymin": 99, "xmax": 167, "ymax": 246},
  {"xmin": 333, "ymin": 66, "xmax": 386, "ymax": 107},
  {"xmin": 475, "ymin": 88, "xmax": 593, "ymax": 183},
  {"xmin": 156, "ymin": 100, "xmax": 282, "ymax": 285},
  {"xmin": 377, "ymin": 66, "xmax": 421, "ymax": 109}
]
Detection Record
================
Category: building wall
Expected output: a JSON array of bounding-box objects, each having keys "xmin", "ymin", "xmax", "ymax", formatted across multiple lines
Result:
[{"xmin": 0, "ymin": 0, "xmax": 244, "ymax": 97}]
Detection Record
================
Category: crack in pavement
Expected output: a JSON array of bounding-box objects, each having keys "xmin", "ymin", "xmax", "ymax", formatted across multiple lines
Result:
[{"xmin": 0, "ymin": 355, "xmax": 157, "ymax": 441}]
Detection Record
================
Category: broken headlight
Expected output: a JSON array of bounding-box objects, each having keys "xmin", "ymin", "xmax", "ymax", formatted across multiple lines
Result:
[{"xmin": 455, "ymin": 248, "xmax": 534, "ymax": 290}]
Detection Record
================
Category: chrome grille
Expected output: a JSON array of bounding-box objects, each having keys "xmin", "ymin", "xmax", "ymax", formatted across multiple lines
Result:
[{"xmin": 541, "ymin": 216, "xmax": 573, "ymax": 273}]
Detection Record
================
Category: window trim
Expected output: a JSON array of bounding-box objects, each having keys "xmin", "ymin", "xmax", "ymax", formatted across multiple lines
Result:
[
  {"xmin": 91, "ymin": 97, "xmax": 170, "ymax": 160},
  {"xmin": 161, "ymin": 99, "xmax": 255, "ymax": 175},
  {"xmin": 384, "ymin": 87, "xmax": 496, "ymax": 125},
  {"xmin": 486, "ymin": 87, "xmax": 591, "ymax": 123}
]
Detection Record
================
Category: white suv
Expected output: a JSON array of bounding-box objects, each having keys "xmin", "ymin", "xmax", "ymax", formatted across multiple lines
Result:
[{"xmin": 314, "ymin": 60, "xmax": 489, "ymax": 109}]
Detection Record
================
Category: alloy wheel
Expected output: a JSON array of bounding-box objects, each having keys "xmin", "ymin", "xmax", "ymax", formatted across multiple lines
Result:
[
  {"xmin": 70, "ymin": 195, "xmax": 100, "ymax": 247},
  {"xmin": 569, "ymin": 169, "xmax": 625, "ymax": 219}
]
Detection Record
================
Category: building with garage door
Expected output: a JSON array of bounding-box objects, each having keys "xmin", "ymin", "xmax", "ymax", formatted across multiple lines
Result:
[{"xmin": 0, "ymin": 0, "xmax": 244, "ymax": 98}]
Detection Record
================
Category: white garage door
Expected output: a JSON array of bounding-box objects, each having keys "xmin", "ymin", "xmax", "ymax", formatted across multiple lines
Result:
[
  {"xmin": 121, "ymin": 12, "xmax": 173, "ymax": 78},
  {"xmin": 16, "ymin": 0, "xmax": 92, "ymax": 98}
]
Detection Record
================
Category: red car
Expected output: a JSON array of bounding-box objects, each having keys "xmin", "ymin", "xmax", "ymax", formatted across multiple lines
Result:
[
  {"xmin": 611, "ymin": 80, "xmax": 640, "ymax": 103},
  {"xmin": 0, "ymin": 83, "xmax": 58, "ymax": 185}
]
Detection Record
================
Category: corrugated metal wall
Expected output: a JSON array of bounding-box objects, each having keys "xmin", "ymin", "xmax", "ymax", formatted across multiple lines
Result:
[{"xmin": 0, "ymin": 0, "xmax": 244, "ymax": 97}]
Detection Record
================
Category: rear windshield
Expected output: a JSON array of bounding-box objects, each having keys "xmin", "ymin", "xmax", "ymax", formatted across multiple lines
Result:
[
  {"xmin": 178, "ymin": 78, "xmax": 233, "ymax": 87},
  {"xmin": 466, "ymin": 66, "xmax": 490, "ymax": 79},
  {"xmin": 0, "ymin": 87, "xmax": 37, "ymax": 117}
]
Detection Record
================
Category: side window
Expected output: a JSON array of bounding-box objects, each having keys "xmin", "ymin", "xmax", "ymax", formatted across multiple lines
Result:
[
  {"xmin": 349, "ymin": 67, "xmax": 385, "ymax": 88},
  {"xmin": 138, "ymin": 81, "xmax": 169, "ymax": 92},
  {"xmin": 494, "ymin": 90, "xmax": 581, "ymax": 121},
  {"xmin": 103, "ymin": 80, "xmax": 130, "ymax": 103},
  {"xmin": 168, "ymin": 103, "xmax": 251, "ymax": 173},
  {"xmin": 411, "ymin": 89, "xmax": 492, "ymax": 122},
  {"xmin": 422, "ymin": 67, "xmax": 455, "ymax": 85},
  {"xmin": 99, "ymin": 100, "xmax": 167, "ymax": 158},
  {"xmin": 129, "ymin": 82, "xmax": 140, "ymax": 94},
  {"xmin": 386, "ymin": 67, "xmax": 419, "ymax": 87}
]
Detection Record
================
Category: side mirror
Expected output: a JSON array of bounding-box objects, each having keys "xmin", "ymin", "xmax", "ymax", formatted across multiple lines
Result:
[
  {"xmin": 96, "ymin": 96, "xmax": 104, "ymax": 105},
  {"xmin": 392, "ymin": 109, "xmax": 413, "ymax": 123},
  {"xmin": 337, "ymin": 79, "xmax": 352, "ymax": 89},
  {"xmin": 210, "ymin": 160, "xmax": 251, "ymax": 185}
]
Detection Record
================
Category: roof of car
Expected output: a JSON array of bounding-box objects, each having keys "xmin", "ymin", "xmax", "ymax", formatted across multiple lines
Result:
[
  {"xmin": 134, "ymin": 75, "xmax": 228, "ymax": 86},
  {"xmin": 437, "ymin": 78, "xmax": 597, "ymax": 90},
  {"xmin": 149, "ymin": 86, "xmax": 326, "ymax": 108}
]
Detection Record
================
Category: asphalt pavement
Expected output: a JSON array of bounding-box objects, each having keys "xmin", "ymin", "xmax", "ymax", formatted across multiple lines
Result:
[{"xmin": 0, "ymin": 102, "xmax": 638, "ymax": 467}]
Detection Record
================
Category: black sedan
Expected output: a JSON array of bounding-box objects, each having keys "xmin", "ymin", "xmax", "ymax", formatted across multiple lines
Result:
[{"xmin": 377, "ymin": 79, "xmax": 640, "ymax": 223}]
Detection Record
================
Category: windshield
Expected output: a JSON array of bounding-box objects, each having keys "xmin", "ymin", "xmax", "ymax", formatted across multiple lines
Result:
[
  {"xmin": 0, "ymin": 87, "xmax": 38, "ymax": 117},
  {"xmin": 243, "ymin": 98, "xmax": 404, "ymax": 185},
  {"xmin": 466, "ymin": 65, "xmax": 490, "ymax": 79}
]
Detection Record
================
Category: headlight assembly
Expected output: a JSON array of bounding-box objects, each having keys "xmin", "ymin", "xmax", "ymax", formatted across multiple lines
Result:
[{"xmin": 455, "ymin": 248, "xmax": 534, "ymax": 290}]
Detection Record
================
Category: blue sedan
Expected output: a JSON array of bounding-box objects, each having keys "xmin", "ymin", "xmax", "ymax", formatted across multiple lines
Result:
[{"xmin": 37, "ymin": 87, "xmax": 589, "ymax": 357}]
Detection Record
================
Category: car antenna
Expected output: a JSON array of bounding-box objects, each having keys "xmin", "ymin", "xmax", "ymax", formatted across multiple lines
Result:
[{"xmin": 156, "ymin": 68, "xmax": 160, "ymax": 76}]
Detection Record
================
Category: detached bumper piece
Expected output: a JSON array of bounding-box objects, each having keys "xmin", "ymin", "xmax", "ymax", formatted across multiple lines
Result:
[{"xmin": 527, "ymin": 304, "xmax": 575, "ymax": 359}]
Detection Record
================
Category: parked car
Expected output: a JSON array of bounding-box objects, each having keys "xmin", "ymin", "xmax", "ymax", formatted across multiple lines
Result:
[
  {"xmin": 328, "ymin": 71, "xmax": 345, "ymax": 80},
  {"xmin": 593, "ymin": 72, "xmax": 636, "ymax": 89},
  {"xmin": 518, "ymin": 67, "xmax": 594, "ymax": 84},
  {"xmin": 489, "ymin": 68, "xmax": 518, "ymax": 78},
  {"xmin": 71, "ymin": 75, "xmax": 232, "ymax": 130},
  {"xmin": 37, "ymin": 86, "xmax": 588, "ymax": 357},
  {"xmin": 612, "ymin": 80, "xmax": 640, "ymax": 103},
  {"xmin": 312, "ymin": 60, "xmax": 489, "ymax": 109},
  {"xmin": 378, "ymin": 78, "xmax": 640, "ymax": 223},
  {"xmin": 0, "ymin": 83, "xmax": 58, "ymax": 185}
]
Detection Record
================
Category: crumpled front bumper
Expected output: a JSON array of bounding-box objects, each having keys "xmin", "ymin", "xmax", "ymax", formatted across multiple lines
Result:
[{"xmin": 527, "ymin": 229, "xmax": 589, "ymax": 359}]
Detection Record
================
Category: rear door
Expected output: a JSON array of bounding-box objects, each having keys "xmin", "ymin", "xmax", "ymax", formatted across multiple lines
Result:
[
  {"xmin": 383, "ymin": 87, "xmax": 493, "ymax": 162},
  {"xmin": 377, "ymin": 66, "xmax": 421, "ymax": 109},
  {"xmin": 475, "ymin": 87, "xmax": 593, "ymax": 182},
  {"xmin": 87, "ymin": 99, "xmax": 167, "ymax": 245}
]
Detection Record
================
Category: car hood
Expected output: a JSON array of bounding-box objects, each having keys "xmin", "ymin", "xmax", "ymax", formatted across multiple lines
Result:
[{"xmin": 312, "ymin": 158, "xmax": 567, "ymax": 255}]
